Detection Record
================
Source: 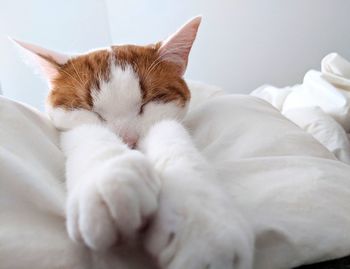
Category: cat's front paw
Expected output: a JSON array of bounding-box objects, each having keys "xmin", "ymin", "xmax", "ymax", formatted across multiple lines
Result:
[
  {"xmin": 66, "ymin": 151, "xmax": 160, "ymax": 251},
  {"xmin": 145, "ymin": 196, "xmax": 254, "ymax": 269}
]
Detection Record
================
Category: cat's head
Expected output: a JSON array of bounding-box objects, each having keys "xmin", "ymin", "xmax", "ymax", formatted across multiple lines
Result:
[{"xmin": 14, "ymin": 16, "xmax": 201, "ymax": 147}]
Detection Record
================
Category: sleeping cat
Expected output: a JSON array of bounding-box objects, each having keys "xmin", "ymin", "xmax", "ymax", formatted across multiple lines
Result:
[{"xmin": 14, "ymin": 17, "xmax": 253, "ymax": 269}]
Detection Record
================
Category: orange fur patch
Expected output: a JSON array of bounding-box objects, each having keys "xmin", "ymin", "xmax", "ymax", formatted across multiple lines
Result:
[{"xmin": 47, "ymin": 44, "xmax": 190, "ymax": 110}]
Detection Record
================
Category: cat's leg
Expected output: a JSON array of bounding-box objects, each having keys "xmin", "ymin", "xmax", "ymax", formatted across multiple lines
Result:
[
  {"xmin": 140, "ymin": 120, "xmax": 254, "ymax": 269},
  {"xmin": 61, "ymin": 124, "xmax": 160, "ymax": 251}
]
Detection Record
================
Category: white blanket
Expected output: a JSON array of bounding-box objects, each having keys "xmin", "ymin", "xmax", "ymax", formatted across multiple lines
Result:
[
  {"xmin": 251, "ymin": 53, "xmax": 350, "ymax": 164},
  {"xmin": 1, "ymin": 82, "xmax": 350, "ymax": 269}
]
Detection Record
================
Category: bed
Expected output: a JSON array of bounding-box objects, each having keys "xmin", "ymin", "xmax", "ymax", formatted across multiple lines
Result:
[{"xmin": 1, "ymin": 78, "xmax": 350, "ymax": 268}]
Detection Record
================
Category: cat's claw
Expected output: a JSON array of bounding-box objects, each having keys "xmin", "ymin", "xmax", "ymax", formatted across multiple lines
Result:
[
  {"xmin": 66, "ymin": 150, "xmax": 160, "ymax": 250},
  {"xmin": 145, "ymin": 201, "xmax": 254, "ymax": 269}
]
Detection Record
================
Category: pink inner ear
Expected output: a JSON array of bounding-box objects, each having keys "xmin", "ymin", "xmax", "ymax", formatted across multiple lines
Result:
[
  {"xmin": 35, "ymin": 55, "xmax": 61, "ymax": 82},
  {"xmin": 13, "ymin": 39, "xmax": 69, "ymax": 64},
  {"xmin": 11, "ymin": 38, "xmax": 70, "ymax": 82},
  {"xmin": 159, "ymin": 16, "xmax": 201, "ymax": 76}
]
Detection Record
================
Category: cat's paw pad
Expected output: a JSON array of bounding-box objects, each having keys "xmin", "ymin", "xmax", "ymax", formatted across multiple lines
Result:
[{"xmin": 66, "ymin": 151, "xmax": 159, "ymax": 250}]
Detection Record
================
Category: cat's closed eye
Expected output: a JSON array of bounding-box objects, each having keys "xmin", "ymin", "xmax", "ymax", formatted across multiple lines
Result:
[
  {"xmin": 151, "ymin": 92, "xmax": 168, "ymax": 102},
  {"xmin": 139, "ymin": 104, "xmax": 145, "ymax": 114},
  {"xmin": 94, "ymin": 112, "xmax": 106, "ymax": 122}
]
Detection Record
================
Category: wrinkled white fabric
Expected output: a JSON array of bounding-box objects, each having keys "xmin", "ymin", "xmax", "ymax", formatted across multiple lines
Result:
[
  {"xmin": 1, "ymin": 85, "xmax": 350, "ymax": 269},
  {"xmin": 186, "ymin": 95, "xmax": 350, "ymax": 268},
  {"xmin": 283, "ymin": 107, "xmax": 350, "ymax": 164},
  {"xmin": 250, "ymin": 85, "xmax": 294, "ymax": 111},
  {"xmin": 251, "ymin": 53, "xmax": 350, "ymax": 164},
  {"xmin": 0, "ymin": 96, "xmax": 90, "ymax": 269}
]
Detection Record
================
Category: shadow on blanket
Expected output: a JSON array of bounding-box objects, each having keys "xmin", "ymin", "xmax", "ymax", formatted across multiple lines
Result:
[{"xmin": 296, "ymin": 256, "xmax": 350, "ymax": 269}]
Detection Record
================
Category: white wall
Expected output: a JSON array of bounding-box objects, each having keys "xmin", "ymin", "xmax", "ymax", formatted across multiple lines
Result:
[
  {"xmin": 106, "ymin": 0, "xmax": 350, "ymax": 93},
  {"xmin": 1, "ymin": 0, "xmax": 350, "ymax": 110},
  {"xmin": 0, "ymin": 0, "xmax": 111, "ymax": 110}
]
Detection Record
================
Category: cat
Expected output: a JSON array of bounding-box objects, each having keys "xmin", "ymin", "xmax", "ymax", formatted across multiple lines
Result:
[{"xmin": 14, "ymin": 17, "xmax": 253, "ymax": 269}]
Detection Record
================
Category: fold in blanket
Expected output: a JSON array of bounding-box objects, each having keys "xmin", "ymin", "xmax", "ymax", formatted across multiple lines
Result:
[{"xmin": 251, "ymin": 53, "xmax": 350, "ymax": 164}]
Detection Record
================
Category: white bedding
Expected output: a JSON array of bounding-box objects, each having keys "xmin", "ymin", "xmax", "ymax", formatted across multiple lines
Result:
[
  {"xmin": 252, "ymin": 53, "xmax": 350, "ymax": 164},
  {"xmin": 1, "ymin": 82, "xmax": 350, "ymax": 269}
]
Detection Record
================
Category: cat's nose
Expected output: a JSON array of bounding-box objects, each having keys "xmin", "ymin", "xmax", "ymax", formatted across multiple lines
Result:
[{"xmin": 121, "ymin": 133, "xmax": 139, "ymax": 149}]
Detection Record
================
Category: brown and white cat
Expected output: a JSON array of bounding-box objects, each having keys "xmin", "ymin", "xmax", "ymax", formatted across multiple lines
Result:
[
  {"xmin": 14, "ymin": 17, "xmax": 253, "ymax": 269},
  {"xmin": 15, "ymin": 17, "xmax": 198, "ymax": 147}
]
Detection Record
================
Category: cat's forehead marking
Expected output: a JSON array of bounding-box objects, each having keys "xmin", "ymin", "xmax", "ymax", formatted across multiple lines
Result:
[
  {"xmin": 92, "ymin": 63, "xmax": 142, "ymax": 120},
  {"xmin": 48, "ymin": 45, "xmax": 190, "ymax": 110},
  {"xmin": 111, "ymin": 45, "xmax": 190, "ymax": 105}
]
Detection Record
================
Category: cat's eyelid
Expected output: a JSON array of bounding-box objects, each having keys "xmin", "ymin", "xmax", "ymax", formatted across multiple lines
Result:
[
  {"xmin": 139, "ymin": 102, "xmax": 146, "ymax": 114},
  {"xmin": 94, "ymin": 111, "xmax": 106, "ymax": 122}
]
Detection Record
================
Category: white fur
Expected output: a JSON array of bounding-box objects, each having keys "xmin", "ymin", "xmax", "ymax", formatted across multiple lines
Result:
[
  {"xmin": 92, "ymin": 63, "xmax": 142, "ymax": 146},
  {"xmin": 92, "ymin": 62, "xmax": 187, "ymax": 142},
  {"xmin": 61, "ymin": 124, "xmax": 160, "ymax": 250},
  {"xmin": 139, "ymin": 120, "xmax": 254, "ymax": 269},
  {"xmin": 47, "ymin": 106, "xmax": 101, "ymax": 131},
  {"xmin": 92, "ymin": 64, "xmax": 141, "ymax": 120}
]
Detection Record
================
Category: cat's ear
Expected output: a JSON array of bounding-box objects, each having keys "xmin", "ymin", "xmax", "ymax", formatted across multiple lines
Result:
[
  {"xmin": 10, "ymin": 38, "xmax": 70, "ymax": 83},
  {"xmin": 159, "ymin": 16, "xmax": 201, "ymax": 76}
]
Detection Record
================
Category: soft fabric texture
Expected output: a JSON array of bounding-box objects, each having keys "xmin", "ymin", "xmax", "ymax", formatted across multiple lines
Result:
[
  {"xmin": 1, "ymin": 83, "xmax": 350, "ymax": 268},
  {"xmin": 283, "ymin": 107, "xmax": 350, "ymax": 164},
  {"xmin": 0, "ymin": 96, "xmax": 90, "ymax": 269},
  {"xmin": 251, "ymin": 53, "xmax": 350, "ymax": 164}
]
